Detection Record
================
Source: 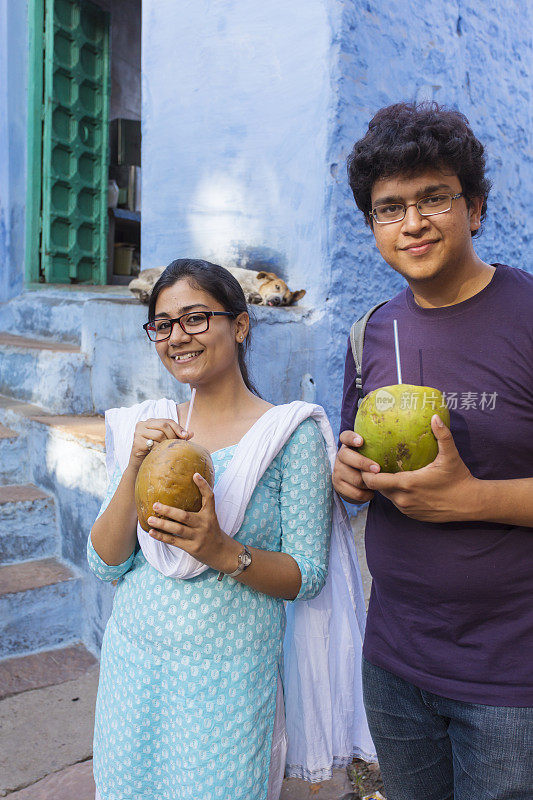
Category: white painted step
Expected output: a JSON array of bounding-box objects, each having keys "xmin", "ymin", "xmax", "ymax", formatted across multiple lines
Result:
[
  {"xmin": 0, "ymin": 394, "xmax": 118, "ymax": 655},
  {"xmin": 0, "ymin": 333, "xmax": 93, "ymax": 414},
  {"xmin": 0, "ymin": 423, "xmax": 27, "ymax": 484},
  {"xmin": 0, "ymin": 484, "xmax": 58, "ymax": 565},
  {"xmin": 0, "ymin": 395, "xmax": 106, "ymax": 568},
  {"xmin": 0, "ymin": 558, "xmax": 82, "ymax": 658},
  {"xmin": 0, "ymin": 286, "xmax": 130, "ymax": 345}
]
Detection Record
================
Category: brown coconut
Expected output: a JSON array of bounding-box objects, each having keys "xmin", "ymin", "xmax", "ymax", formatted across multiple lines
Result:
[{"xmin": 135, "ymin": 439, "xmax": 215, "ymax": 531}]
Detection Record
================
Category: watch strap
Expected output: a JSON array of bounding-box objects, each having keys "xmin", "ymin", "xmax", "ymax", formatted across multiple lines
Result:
[{"xmin": 217, "ymin": 544, "xmax": 252, "ymax": 581}]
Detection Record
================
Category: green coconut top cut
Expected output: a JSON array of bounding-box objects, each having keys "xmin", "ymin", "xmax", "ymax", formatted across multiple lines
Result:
[{"xmin": 354, "ymin": 384, "xmax": 450, "ymax": 473}]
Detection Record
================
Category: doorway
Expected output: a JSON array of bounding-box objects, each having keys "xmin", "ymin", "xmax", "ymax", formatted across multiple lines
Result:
[{"xmin": 26, "ymin": 0, "xmax": 141, "ymax": 286}]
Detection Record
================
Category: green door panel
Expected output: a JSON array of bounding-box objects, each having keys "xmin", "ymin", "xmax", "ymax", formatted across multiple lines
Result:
[{"xmin": 41, "ymin": 0, "xmax": 109, "ymax": 284}]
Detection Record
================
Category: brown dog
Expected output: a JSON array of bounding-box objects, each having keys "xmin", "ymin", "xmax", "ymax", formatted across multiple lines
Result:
[
  {"xmin": 128, "ymin": 267, "xmax": 165, "ymax": 304},
  {"xmin": 225, "ymin": 266, "xmax": 306, "ymax": 306},
  {"xmin": 129, "ymin": 265, "xmax": 306, "ymax": 306}
]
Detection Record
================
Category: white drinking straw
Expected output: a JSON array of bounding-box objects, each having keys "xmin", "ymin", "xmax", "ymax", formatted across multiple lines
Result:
[
  {"xmin": 393, "ymin": 319, "xmax": 403, "ymax": 384},
  {"xmin": 184, "ymin": 387, "xmax": 196, "ymax": 433}
]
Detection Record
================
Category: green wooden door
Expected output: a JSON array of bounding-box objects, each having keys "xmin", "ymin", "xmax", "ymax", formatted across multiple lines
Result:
[{"xmin": 41, "ymin": 0, "xmax": 109, "ymax": 283}]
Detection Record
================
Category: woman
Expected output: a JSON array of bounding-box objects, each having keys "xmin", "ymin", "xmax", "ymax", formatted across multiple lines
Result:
[{"xmin": 88, "ymin": 259, "xmax": 334, "ymax": 800}]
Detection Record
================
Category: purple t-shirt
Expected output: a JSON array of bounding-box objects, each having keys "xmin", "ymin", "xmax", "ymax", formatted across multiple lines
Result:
[{"xmin": 340, "ymin": 264, "xmax": 533, "ymax": 706}]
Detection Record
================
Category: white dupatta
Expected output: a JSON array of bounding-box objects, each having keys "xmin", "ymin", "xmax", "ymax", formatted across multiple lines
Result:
[{"xmin": 105, "ymin": 398, "xmax": 376, "ymax": 780}]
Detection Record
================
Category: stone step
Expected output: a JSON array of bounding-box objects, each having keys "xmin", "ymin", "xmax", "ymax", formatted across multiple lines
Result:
[
  {"xmin": 0, "ymin": 393, "xmax": 105, "ymax": 448},
  {"xmin": 0, "ymin": 662, "xmax": 99, "ymax": 796},
  {"xmin": 0, "ymin": 484, "xmax": 58, "ymax": 565},
  {"xmin": 5, "ymin": 760, "xmax": 96, "ymax": 800},
  {"xmin": 6, "ymin": 760, "xmax": 96, "ymax": 800},
  {"xmin": 0, "ymin": 285, "xmax": 131, "ymax": 345},
  {"xmin": 0, "ymin": 333, "xmax": 94, "ymax": 414},
  {"xmin": 0, "ymin": 291, "xmax": 85, "ymax": 345},
  {"xmin": 0, "ymin": 641, "xmax": 97, "ymax": 700},
  {"xmin": 0, "ymin": 395, "xmax": 111, "ymax": 655},
  {"xmin": 0, "ymin": 557, "xmax": 82, "ymax": 658},
  {"xmin": 0, "ymin": 422, "xmax": 27, "ymax": 484},
  {"xmin": 0, "ymin": 395, "xmax": 106, "ymax": 572}
]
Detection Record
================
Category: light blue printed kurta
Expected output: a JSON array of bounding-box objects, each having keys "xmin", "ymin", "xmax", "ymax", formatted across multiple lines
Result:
[{"xmin": 88, "ymin": 418, "xmax": 332, "ymax": 800}]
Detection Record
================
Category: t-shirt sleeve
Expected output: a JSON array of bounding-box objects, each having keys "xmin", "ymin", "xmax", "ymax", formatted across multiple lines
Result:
[
  {"xmin": 279, "ymin": 418, "xmax": 332, "ymax": 601},
  {"xmin": 87, "ymin": 464, "xmax": 136, "ymax": 581},
  {"xmin": 340, "ymin": 336, "xmax": 358, "ymax": 440}
]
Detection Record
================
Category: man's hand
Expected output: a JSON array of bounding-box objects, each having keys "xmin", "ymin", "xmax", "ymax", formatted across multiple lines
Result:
[
  {"xmin": 333, "ymin": 430, "xmax": 381, "ymax": 504},
  {"xmin": 361, "ymin": 414, "xmax": 478, "ymax": 523}
]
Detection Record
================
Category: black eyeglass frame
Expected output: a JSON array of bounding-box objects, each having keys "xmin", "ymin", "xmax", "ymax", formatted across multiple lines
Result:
[
  {"xmin": 143, "ymin": 311, "xmax": 235, "ymax": 342},
  {"xmin": 371, "ymin": 192, "xmax": 464, "ymax": 224}
]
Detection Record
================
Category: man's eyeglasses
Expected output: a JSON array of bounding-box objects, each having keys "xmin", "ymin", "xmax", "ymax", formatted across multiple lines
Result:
[
  {"xmin": 371, "ymin": 192, "xmax": 464, "ymax": 224},
  {"xmin": 143, "ymin": 311, "xmax": 235, "ymax": 342}
]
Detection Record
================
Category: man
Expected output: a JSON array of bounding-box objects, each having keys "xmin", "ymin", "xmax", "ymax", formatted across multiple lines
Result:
[{"xmin": 333, "ymin": 102, "xmax": 533, "ymax": 800}]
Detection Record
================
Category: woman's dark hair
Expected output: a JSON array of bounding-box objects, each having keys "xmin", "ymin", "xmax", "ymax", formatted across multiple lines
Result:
[
  {"xmin": 347, "ymin": 102, "xmax": 491, "ymax": 236},
  {"xmin": 148, "ymin": 258, "xmax": 260, "ymax": 395}
]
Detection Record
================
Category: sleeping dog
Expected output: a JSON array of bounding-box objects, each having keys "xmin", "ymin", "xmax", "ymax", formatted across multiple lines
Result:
[
  {"xmin": 129, "ymin": 266, "xmax": 306, "ymax": 306},
  {"xmin": 225, "ymin": 266, "xmax": 305, "ymax": 306},
  {"xmin": 129, "ymin": 267, "xmax": 166, "ymax": 304}
]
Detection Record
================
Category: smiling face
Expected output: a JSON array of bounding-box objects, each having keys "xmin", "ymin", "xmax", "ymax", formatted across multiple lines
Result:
[
  {"xmin": 153, "ymin": 279, "xmax": 249, "ymax": 388},
  {"xmin": 370, "ymin": 168, "xmax": 483, "ymax": 290}
]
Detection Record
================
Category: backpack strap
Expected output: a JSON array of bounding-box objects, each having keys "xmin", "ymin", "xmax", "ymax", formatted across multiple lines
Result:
[{"xmin": 349, "ymin": 301, "xmax": 388, "ymax": 404}]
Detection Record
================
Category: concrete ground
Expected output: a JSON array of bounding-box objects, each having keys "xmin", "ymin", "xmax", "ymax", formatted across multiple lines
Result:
[
  {"xmin": 4, "ymin": 763, "xmax": 356, "ymax": 799},
  {"xmin": 5, "ymin": 761, "xmax": 96, "ymax": 800},
  {"xmin": 1, "ymin": 512, "xmax": 371, "ymax": 799},
  {"xmin": 0, "ymin": 648, "xmax": 358, "ymax": 799},
  {"xmin": 0, "ymin": 645, "xmax": 98, "ymax": 798}
]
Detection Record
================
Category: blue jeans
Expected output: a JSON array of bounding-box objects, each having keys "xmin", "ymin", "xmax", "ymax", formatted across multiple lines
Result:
[{"xmin": 362, "ymin": 657, "xmax": 533, "ymax": 800}]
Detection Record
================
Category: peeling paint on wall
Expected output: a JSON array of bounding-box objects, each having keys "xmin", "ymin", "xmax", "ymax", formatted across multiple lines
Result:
[
  {"xmin": 0, "ymin": 0, "xmax": 27, "ymax": 303},
  {"xmin": 1, "ymin": 0, "xmax": 531, "ymax": 432},
  {"xmin": 141, "ymin": 0, "xmax": 532, "ymax": 435}
]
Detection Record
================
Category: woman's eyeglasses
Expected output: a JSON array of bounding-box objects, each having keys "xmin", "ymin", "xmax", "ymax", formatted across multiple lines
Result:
[{"xmin": 143, "ymin": 311, "xmax": 235, "ymax": 342}]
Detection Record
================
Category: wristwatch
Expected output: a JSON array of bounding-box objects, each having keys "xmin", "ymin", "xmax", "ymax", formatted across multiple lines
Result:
[{"xmin": 217, "ymin": 544, "xmax": 252, "ymax": 581}]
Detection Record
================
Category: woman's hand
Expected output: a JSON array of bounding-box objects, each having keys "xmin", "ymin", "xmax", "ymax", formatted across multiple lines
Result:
[
  {"xmin": 128, "ymin": 417, "xmax": 193, "ymax": 471},
  {"xmin": 146, "ymin": 474, "xmax": 238, "ymax": 571}
]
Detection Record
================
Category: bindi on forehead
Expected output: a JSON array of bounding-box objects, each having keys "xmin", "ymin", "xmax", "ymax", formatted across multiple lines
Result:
[
  {"xmin": 153, "ymin": 303, "xmax": 209, "ymax": 319},
  {"xmin": 155, "ymin": 281, "xmax": 214, "ymax": 315}
]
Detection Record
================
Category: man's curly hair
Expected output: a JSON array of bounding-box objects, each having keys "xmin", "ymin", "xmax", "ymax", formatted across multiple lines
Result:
[{"xmin": 347, "ymin": 102, "xmax": 491, "ymax": 236}]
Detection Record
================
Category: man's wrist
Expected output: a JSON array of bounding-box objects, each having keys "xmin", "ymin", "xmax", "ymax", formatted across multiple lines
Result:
[{"xmin": 461, "ymin": 477, "xmax": 487, "ymax": 522}]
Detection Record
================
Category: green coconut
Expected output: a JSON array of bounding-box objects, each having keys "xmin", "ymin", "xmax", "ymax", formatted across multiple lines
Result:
[{"xmin": 354, "ymin": 384, "xmax": 450, "ymax": 473}]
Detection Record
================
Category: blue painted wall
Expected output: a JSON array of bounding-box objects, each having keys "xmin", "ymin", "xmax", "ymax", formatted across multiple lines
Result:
[
  {"xmin": 141, "ymin": 0, "xmax": 331, "ymax": 308},
  {"xmin": 326, "ymin": 0, "xmax": 533, "ymax": 402},
  {"xmin": 141, "ymin": 0, "xmax": 532, "ymax": 436},
  {"xmin": 0, "ymin": 0, "xmax": 530, "ymax": 657},
  {"xmin": 0, "ymin": 0, "xmax": 530, "ymax": 430},
  {"xmin": 0, "ymin": 0, "xmax": 27, "ymax": 303}
]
